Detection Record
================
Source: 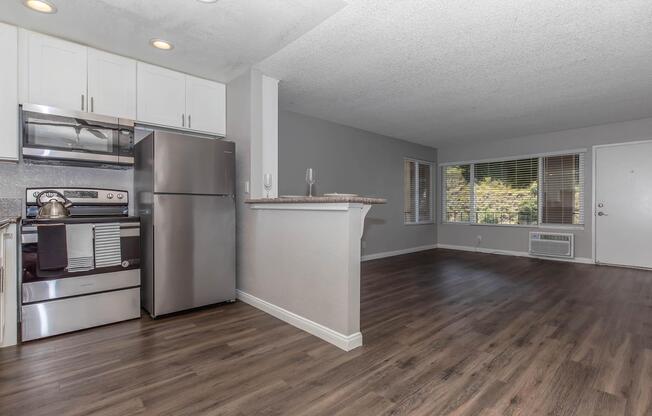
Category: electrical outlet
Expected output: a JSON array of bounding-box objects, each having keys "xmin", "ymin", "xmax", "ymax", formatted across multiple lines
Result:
[
  {"xmin": 476, "ymin": 235, "xmax": 482, "ymax": 244},
  {"xmin": 244, "ymin": 181, "xmax": 250, "ymax": 194}
]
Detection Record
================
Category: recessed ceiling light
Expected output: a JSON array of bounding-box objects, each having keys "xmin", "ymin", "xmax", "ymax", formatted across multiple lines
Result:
[
  {"xmin": 23, "ymin": 0, "xmax": 57, "ymax": 13},
  {"xmin": 150, "ymin": 39, "xmax": 174, "ymax": 50},
  {"xmin": 196, "ymin": 0, "xmax": 218, "ymax": 3}
]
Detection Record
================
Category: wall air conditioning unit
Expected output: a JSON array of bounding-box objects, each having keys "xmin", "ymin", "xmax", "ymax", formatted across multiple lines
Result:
[{"xmin": 529, "ymin": 232, "xmax": 574, "ymax": 259}]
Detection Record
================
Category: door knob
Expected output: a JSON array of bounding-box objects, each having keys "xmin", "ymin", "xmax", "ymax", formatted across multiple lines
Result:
[{"xmin": 597, "ymin": 212, "xmax": 608, "ymax": 216}]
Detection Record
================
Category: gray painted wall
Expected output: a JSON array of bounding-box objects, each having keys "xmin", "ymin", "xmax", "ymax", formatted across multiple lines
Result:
[
  {"xmin": 0, "ymin": 161, "xmax": 133, "ymax": 213},
  {"xmin": 437, "ymin": 116, "xmax": 652, "ymax": 259},
  {"xmin": 278, "ymin": 110, "xmax": 437, "ymax": 256}
]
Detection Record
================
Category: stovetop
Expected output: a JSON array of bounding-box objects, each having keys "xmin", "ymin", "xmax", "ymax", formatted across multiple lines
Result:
[{"xmin": 24, "ymin": 187, "xmax": 133, "ymax": 223}]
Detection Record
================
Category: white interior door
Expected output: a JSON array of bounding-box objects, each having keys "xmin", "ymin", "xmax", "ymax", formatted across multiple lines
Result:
[{"xmin": 595, "ymin": 141, "xmax": 652, "ymax": 268}]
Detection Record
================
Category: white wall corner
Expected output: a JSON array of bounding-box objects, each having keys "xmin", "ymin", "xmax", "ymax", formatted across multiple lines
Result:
[
  {"xmin": 250, "ymin": 70, "xmax": 279, "ymax": 198},
  {"xmin": 261, "ymin": 75, "xmax": 279, "ymax": 198}
]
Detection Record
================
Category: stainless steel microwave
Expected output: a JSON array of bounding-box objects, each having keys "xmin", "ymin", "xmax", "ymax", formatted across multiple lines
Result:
[{"xmin": 21, "ymin": 104, "xmax": 135, "ymax": 168}]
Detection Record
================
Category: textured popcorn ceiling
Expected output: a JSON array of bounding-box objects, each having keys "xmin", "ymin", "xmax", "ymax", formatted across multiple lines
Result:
[
  {"xmin": 0, "ymin": 0, "xmax": 345, "ymax": 82},
  {"xmin": 259, "ymin": 0, "xmax": 652, "ymax": 146},
  {"xmin": 3, "ymin": 0, "xmax": 652, "ymax": 146}
]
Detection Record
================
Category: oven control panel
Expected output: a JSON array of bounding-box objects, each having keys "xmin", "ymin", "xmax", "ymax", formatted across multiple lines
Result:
[{"xmin": 26, "ymin": 188, "xmax": 129, "ymax": 205}]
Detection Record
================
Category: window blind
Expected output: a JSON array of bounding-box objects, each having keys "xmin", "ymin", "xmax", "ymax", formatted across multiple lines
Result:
[
  {"xmin": 474, "ymin": 158, "xmax": 538, "ymax": 225},
  {"xmin": 442, "ymin": 152, "xmax": 584, "ymax": 226},
  {"xmin": 418, "ymin": 163, "xmax": 432, "ymax": 222},
  {"xmin": 404, "ymin": 159, "xmax": 433, "ymax": 224},
  {"xmin": 541, "ymin": 154, "xmax": 584, "ymax": 225},
  {"xmin": 443, "ymin": 165, "xmax": 471, "ymax": 222},
  {"xmin": 404, "ymin": 160, "xmax": 416, "ymax": 223}
]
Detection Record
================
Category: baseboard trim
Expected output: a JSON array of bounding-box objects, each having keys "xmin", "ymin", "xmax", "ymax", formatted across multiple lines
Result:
[
  {"xmin": 436, "ymin": 244, "xmax": 595, "ymax": 264},
  {"xmin": 361, "ymin": 244, "xmax": 438, "ymax": 261},
  {"xmin": 235, "ymin": 290, "xmax": 362, "ymax": 351}
]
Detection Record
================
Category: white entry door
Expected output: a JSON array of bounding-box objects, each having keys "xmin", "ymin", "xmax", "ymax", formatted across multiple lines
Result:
[{"xmin": 594, "ymin": 141, "xmax": 652, "ymax": 268}]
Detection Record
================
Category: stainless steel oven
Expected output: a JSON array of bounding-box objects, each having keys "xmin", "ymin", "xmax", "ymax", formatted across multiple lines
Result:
[
  {"xmin": 20, "ymin": 188, "xmax": 141, "ymax": 341},
  {"xmin": 21, "ymin": 104, "xmax": 134, "ymax": 168}
]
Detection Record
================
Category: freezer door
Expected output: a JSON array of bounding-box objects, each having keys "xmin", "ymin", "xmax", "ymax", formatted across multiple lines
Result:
[
  {"xmin": 153, "ymin": 131, "xmax": 235, "ymax": 195},
  {"xmin": 152, "ymin": 194, "xmax": 235, "ymax": 316}
]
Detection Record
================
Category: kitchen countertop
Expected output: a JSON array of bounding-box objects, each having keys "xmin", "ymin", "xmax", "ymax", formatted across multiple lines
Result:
[
  {"xmin": 245, "ymin": 196, "xmax": 387, "ymax": 204},
  {"xmin": 0, "ymin": 216, "xmax": 20, "ymax": 228},
  {"xmin": 0, "ymin": 197, "xmax": 22, "ymax": 227}
]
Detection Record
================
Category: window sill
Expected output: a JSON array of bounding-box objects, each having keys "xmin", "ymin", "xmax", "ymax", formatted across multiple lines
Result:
[
  {"xmin": 538, "ymin": 224, "xmax": 585, "ymax": 231},
  {"xmin": 440, "ymin": 222, "xmax": 584, "ymax": 231},
  {"xmin": 405, "ymin": 221, "xmax": 435, "ymax": 226}
]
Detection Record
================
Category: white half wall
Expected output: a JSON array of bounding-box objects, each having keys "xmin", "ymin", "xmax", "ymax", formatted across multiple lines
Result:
[{"xmin": 238, "ymin": 202, "xmax": 369, "ymax": 350}]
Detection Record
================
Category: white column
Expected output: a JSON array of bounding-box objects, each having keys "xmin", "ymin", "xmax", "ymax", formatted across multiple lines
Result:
[
  {"xmin": 261, "ymin": 75, "xmax": 279, "ymax": 198},
  {"xmin": 250, "ymin": 70, "xmax": 279, "ymax": 198}
]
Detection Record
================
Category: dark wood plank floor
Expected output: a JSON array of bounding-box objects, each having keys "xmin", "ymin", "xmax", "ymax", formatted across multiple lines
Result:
[{"xmin": 2, "ymin": 249, "xmax": 652, "ymax": 415}]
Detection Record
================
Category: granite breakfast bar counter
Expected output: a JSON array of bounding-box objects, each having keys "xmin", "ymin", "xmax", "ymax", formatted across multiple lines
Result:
[{"xmin": 237, "ymin": 196, "xmax": 386, "ymax": 351}]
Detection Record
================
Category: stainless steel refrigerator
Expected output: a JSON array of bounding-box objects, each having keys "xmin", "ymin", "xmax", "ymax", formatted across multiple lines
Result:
[{"xmin": 134, "ymin": 129, "xmax": 236, "ymax": 317}]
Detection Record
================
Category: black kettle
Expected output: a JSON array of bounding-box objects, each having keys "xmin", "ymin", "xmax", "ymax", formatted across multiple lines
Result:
[{"xmin": 36, "ymin": 190, "xmax": 73, "ymax": 219}]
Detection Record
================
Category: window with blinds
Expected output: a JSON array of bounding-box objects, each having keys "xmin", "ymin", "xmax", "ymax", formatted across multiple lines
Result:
[
  {"xmin": 442, "ymin": 152, "xmax": 584, "ymax": 226},
  {"xmin": 443, "ymin": 165, "xmax": 471, "ymax": 222},
  {"xmin": 404, "ymin": 159, "xmax": 433, "ymax": 224},
  {"xmin": 474, "ymin": 158, "xmax": 538, "ymax": 225},
  {"xmin": 541, "ymin": 154, "xmax": 584, "ymax": 225}
]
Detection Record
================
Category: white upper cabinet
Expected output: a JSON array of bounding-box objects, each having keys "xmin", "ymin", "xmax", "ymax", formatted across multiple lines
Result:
[
  {"xmin": 17, "ymin": 30, "xmax": 226, "ymax": 134},
  {"xmin": 22, "ymin": 30, "xmax": 87, "ymax": 111},
  {"xmin": 185, "ymin": 75, "xmax": 226, "ymax": 136},
  {"xmin": 138, "ymin": 64, "xmax": 226, "ymax": 135},
  {"xmin": 20, "ymin": 30, "xmax": 137, "ymax": 120},
  {"xmin": 137, "ymin": 62, "xmax": 186, "ymax": 128},
  {"xmin": 87, "ymin": 49, "xmax": 137, "ymax": 119},
  {"xmin": 0, "ymin": 23, "xmax": 19, "ymax": 161}
]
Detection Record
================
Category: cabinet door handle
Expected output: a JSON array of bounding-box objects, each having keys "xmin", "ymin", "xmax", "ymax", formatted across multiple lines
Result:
[
  {"xmin": 189, "ymin": 114, "xmax": 191, "ymax": 129},
  {"xmin": 91, "ymin": 97, "xmax": 94, "ymax": 113},
  {"xmin": 182, "ymin": 114, "xmax": 185, "ymax": 127},
  {"xmin": 81, "ymin": 94, "xmax": 85, "ymax": 111}
]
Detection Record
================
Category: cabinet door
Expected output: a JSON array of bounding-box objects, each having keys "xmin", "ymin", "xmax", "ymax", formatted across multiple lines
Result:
[
  {"xmin": 87, "ymin": 48, "xmax": 136, "ymax": 119},
  {"xmin": 0, "ymin": 23, "xmax": 18, "ymax": 161},
  {"xmin": 1, "ymin": 224, "xmax": 18, "ymax": 347},
  {"xmin": 185, "ymin": 75, "xmax": 226, "ymax": 135},
  {"xmin": 137, "ymin": 62, "xmax": 186, "ymax": 128},
  {"xmin": 24, "ymin": 30, "xmax": 87, "ymax": 111}
]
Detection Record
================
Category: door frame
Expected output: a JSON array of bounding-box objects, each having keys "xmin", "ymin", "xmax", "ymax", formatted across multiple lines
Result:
[{"xmin": 591, "ymin": 138, "xmax": 652, "ymax": 265}]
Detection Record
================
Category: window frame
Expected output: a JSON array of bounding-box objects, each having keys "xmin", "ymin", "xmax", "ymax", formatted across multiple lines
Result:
[
  {"xmin": 441, "ymin": 149, "xmax": 586, "ymax": 229},
  {"xmin": 404, "ymin": 158, "xmax": 435, "ymax": 225}
]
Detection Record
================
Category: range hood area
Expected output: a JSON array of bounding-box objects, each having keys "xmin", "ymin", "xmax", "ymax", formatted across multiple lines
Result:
[{"xmin": 21, "ymin": 104, "xmax": 135, "ymax": 169}]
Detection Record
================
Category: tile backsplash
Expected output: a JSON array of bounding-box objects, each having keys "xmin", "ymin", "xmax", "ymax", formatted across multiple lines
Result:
[
  {"xmin": 0, "ymin": 161, "xmax": 133, "ymax": 216},
  {"xmin": 0, "ymin": 197, "xmax": 21, "ymax": 218}
]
